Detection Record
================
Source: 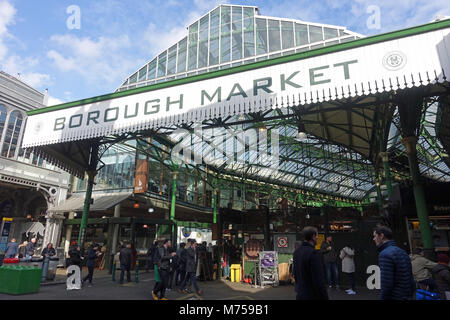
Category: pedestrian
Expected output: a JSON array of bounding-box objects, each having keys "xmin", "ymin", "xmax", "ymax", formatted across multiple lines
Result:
[
  {"xmin": 41, "ymin": 243, "xmax": 56, "ymax": 259},
  {"xmin": 152, "ymin": 241, "xmax": 161, "ymax": 297},
  {"xmin": 152, "ymin": 239, "xmax": 176, "ymax": 300},
  {"xmin": 4, "ymin": 238, "xmax": 19, "ymax": 258},
  {"xmin": 339, "ymin": 245, "xmax": 356, "ymax": 295},
  {"xmin": 25, "ymin": 238, "xmax": 37, "ymax": 259},
  {"xmin": 409, "ymin": 247, "xmax": 438, "ymax": 292},
  {"xmin": 18, "ymin": 241, "xmax": 28, "ymax": 258},
  {"xmin": 146, "ymin": 241, "xmax": 158, "ymax": 272},
  {"xmin": 119, "ymin": 242, "xmax": 133, "ymax": 284},
  {"xmin": 82, "ymin": 244, "xmax": 100, "ymax": 287},
  {"xmin": 320, "ymin": 235, "xmax": 339, "ymax": 289},
  {"xmin": 431, "ymin": 254, "xmax": 450, "ymax": 300},
  {"xmin": 68, "ymin": 245, "xmax": 82, "ymax": 268},
  {"xmin": 167, "ymin": 247, "xmax": 178, "ymax": 291},
  {"xmin": 373, "ymin": 225, "xmax": 415, "ymax": 300},
  {"xmin": 293, "ymin": 226, "xmax": 329, "ymax": 300},
  {"xmin": 175, "ymin": 243, "xmax": 187, "ymax": 287},
  {"xmin": 178, "ymin": 239, "xmax": 203, "ymax": 296}
]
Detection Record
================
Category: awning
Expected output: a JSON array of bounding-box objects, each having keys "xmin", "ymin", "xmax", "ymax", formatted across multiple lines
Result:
[{"xmin": 48, "ymin": 192, "xmax": 132, "ymax": 213}]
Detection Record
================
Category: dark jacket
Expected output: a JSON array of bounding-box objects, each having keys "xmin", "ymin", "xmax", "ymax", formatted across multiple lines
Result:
[
  {"xmin": 42, "ymin": 247, "xmax": 56, "ymax": 258},
  {"xmin": 320, "ymin": 240, "xmax": 338, "ymax": 264},
  {"xmin": 377, "ymin": 240, "xmax": 415, "ymax": 300},
  {"xmin": 25, "ymin": 242, "xmax": 35, "ymax": 256},
  {"xmin": 157, "ymin": 246, "xmax": 172, "ymax": 271},
  {"xmin": 5, "ymin": 242, "xmax": 19, "ymax": 258},
  {"xmin": 176, "ymin": 248, "xmax": 187, "ymax": 271},
  {"xmin": 293, "ymin": 241, "xmax": 329, "ymax": 300},
  {"xmin": 119, "ymin": 247, "xmax": 133, "ymax": 266},
  {"xmin": 68, "ymin": 248, "xmax": 82, "ymax": 266},
  {"xmin": 431, "ymin": 264, "xmax": 450, "ymax": 300},
  {"xmin": 185, "ymin": 247, "xmax": 197, "ymax": 273},
  {"xmin": 85, "ymin": 248, "xmax": 98, "ymax": 268}
]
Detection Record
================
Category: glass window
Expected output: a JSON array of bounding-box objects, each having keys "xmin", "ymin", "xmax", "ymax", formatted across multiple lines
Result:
[
  {"xmin": 325, "ymin": 40, "xmax": 339, "ymax": 46},
  {"xmin": 209, "ymin": 8, "xmax": 220, "ymax": 66},
  {"xmin": 167, "ymin": 44, "xmax": 177, "ymax": 75},
  {"xmin": 233, "ymin": 185, "xmax": 243, "ymax": 210},
  {"xmin": 243, "ymin": 17, "xmax": 255, "ymax": 58},
  {"xmin": 198, "ymin": 15, "xmax": 209, "ymax": 69},
  {"xmin": 0, "ymin": 105, "xmax": 6, "ymax": 142},
  {"xmin": 243, "ymin": 7, "xmax": 254, "ymax": 19},
  {"xmin": 268, "ymin": 19, "xmax": 281, "ymax": 52},
  {"xmin": 324, "ymin": 27, "xmax": 339, "ymax": 39},
  {"xmin": 157, "ymin": 51, "xmax": 167, "ymax": 77},
  {"xmin": 148, "ymin": 59, "xmax": 157, "ymax": 79},
  {"xmin": 220, "ymin": 14, "xmax": 231, "ymax": 64},
  {"xmin": 309, "ymin": 25, "xmax": 323, "ymax": 43},
  {"xmin": 231, "ymin": 6, "xmax": 243, "ymax": 61},
  {"xmin": 188, "ymin": 22, "xmax": 198, "ymax": 71},
  {"xmin": 295, "ymin": 23, "xmax": 308, "ymax": 46},
  {"xmin": 129, "ymin": 72, "xmax": 138, "ymax": 84},
  {"xmin": 256, "ymin": 18, "xmax": 267, "ymax": 55},
  {"xmin": 1, "ymin": 110, "xmax": 23, "ymax": 158},
  {"xmin": 177, "ymin": 37, "xmax": 187, "ymax": 73},
  {"xmin": 138, "ymin": 66, "xmax": 147, "ymax": 82},
  {"xmin": 281, "ymin": 21, "xmax": 294, "ymax": 49}
]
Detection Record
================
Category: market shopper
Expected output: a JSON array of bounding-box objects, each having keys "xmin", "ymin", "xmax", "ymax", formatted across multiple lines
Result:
[
  {"xmin": 431, "ymin": 254, "xmax": 450, "ymax": 300},
  {"xmin": 175, "ymin": 243, "xmax": 187, "ymax": 286},
  {"xmin": 82, "ymin": 244, "xmax": 101, "ymax": 287},
  {"xmin": 167, "ymin": 247, "xmax": 178, "ymax": 291},
  {"xmin": 41, "ymin": 243, "xmax": 56, "ymax": 258},
  {"xmin": 339, "ymin": 245, "xmax": 356, "ymax": 295},
  {"xmin": 409, "ymin": 247, "xmax": 438, "ymax": 291},
  {"xmin": 320, "ymin": 235, "xmax": 339, "ymax": 289},
  {"xmin": 119, "ymin": 242, "xmax": 133, "ymax": 284},
  {"xmin": 373, "ymin": 225, "xmax": 415, "ymax": 300},
  {"xmin": 293, "ymin": 226, "xmax": 329, "ymax": 300},
  {"xmin": 152, "ymin": 239, "xmax": 176, "ymax": 300},
  {"xmin": 68, "ymin": 245, "xmax": 82, "ymax": 268},
  {"xmin": 4, "ymin": 238, "xmax": 19, "ymax": 258},
  {"xmin": 25, "ymin": 238, "xmax": 36, "ymax": 259},
  {"xmin": 178, "ymin": 239, "xmax": 202, "ymax": 296},
  {"xmin": 146, "ymin": 241, "xmax": 158, "ymax": 272}
]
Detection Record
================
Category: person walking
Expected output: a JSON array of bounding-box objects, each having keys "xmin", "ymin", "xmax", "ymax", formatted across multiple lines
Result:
[
  {"xmin": 82, "ymin": 244, "xmax": 100, "ymax": 287},
  {"xmin": 68, "ymin": 245, "xmax": 82, "ymax": 268},
  {"xmin": 373, "ymin": 225, "xmax": 415, "ymax": 300},
  {"xmin": 152, "ymin": 239, "xmax": 176, "ymax": 300},
  {"xmin": 25, "ymin": 238, "xmax": 36, "ymax": 259},
  {"xmin": 339, "ymin": 245, "xmax": 356, "ymax": 295},
  {"xmin": 119, "ymin": 242, "xmax": 133, "ymax": 284},
  {"xmin": 431, "ymin": 254, "xmax": 450, "ymax": 300},
  {"xmin": 320, "ymin": 235, "xmax": 339, "ymax": 289},
  {"xmin": 409, "ymin": 247, "xmax": 438, "ymax": 292},
  {"xmin": 293, "ymin": 226, "xmax": 329, "ymax": 300},
  {"xmin": 4, "ymin": 238, "xmax": 19, "ymax": 258},
  {"xmin": 175, "ymin": 243, "xmax": 187, "ymax": 287},
  {"xmin": 167, "ymin": 247, "xmax": 178, "ymax": 291},
  {"xmin": 146, "ymin": 241, "xmax": 158, "ymax": 273},
  {"xmin": 178, "ymin": 239, "xmax": 202, "ymax": 296}
]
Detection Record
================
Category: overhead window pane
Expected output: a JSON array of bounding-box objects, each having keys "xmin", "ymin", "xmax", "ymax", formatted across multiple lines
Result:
[
  {"xmin": 138, "ymin": 66, "xmax": 147, "ymax": 82},
  {"xmin": 0, "ymin": 105, "xmax": 6, "ymax": 142},
  {"xmin": 177, "ymin": 37, "xmax": 187, "ymax": 73},
  {"xmin": 157, "ymin": 51, "xmax": 167, "ymax": 77},
  {"xmin": 1, "ymin": 110, "xmax": 23, "ymax": 158},
  {"xmin": 256, "ymin": 18, "xmax": 267, "ymax": 55},
  {"xmin": 167, "ymin": 44, "xmax": 177, "ymax": 75},
  {"xmin": 129, "ymin": 72, "xmax": 138, "ymax": 84},
  {"xmin": 324, "ymin": 27, "xmax": 339, "ymax": 39},
  {"xmin": 220, "ymin": 6, "xmax": 231, "ymax": 63},
  {"xmin": 209, "ymin": 8, "xmax": 220, "ymax": 66},
  {"xmin": 295, "ymin": 23, "xmax": 308, "ymax": 46},
  {"xmin": 148, "ymin": 58, "xmax": 157, "ymax": 79},
  {"xmin": 244, "ymin": 7, "xmax": 254, "ymax": 19},
  {"xmin": 309, "ymin": 25, "xmax": 323, "ymax": 43},
  {"xmin": 231, "ymin": 6, "xmax": 243, "ymax": 61},
  {"xmin": 243, "ymin": 17, "xmax": 254, "ymax": 58},
  {"xmin": 198, "ymin": 15, "xmax": 209, "ymax": 68},
  {"xmin": 268, "ymin": 19, "xmax": 281, "ymax": 52},
  {"xmin": 188, "ymin": 21, "xmax": 198, "ymax": 71},
  {"xmin": 281, "ymin": 21, "xmax": 294, "ymax": 49}
]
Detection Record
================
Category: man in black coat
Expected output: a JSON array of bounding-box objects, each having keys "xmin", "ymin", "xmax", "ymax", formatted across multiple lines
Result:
[
  {"xmin": 82, "ymin": 244, "xmax": 100, "ymax": 286},
  {"xmin": 293, "ymin": 226, "xmax": 329, "ymax": 300},
  {"xmin": 178, "ymin": 239, "xmax": 202, "ymax": 296},
  {"xmin": 119, "ymin": 242, "xmax": 133, "ymax": 284},
  {"xmin": 152, "ymin": 239, "xmax": 176, "ymax": 300}
]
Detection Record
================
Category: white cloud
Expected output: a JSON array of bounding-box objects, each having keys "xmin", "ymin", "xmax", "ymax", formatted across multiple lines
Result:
[
  {"xmin": 46, "ymin": 94, "xmax": 64, "ymax": 106},
  {"xmin": 2, "ymin": 55, "xmax": 51, "ymax": 88},
  {"xmin": 0, "ymin": 0, "xmax": 15, "ymax": 60}
]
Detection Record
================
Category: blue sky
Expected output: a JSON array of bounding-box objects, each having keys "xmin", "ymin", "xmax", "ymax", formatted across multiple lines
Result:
[{"xmin": 0, "ymin": 0, "xmax": 449, "ymax": 105}]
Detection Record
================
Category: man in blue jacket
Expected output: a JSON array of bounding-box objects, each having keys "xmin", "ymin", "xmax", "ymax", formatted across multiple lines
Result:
[
  {"xmin": 373, "ymin": 225, "xmax": 415, "ymax": 300},
  {"xmin": 5, "ymin": 238, "xmax": 19, "ymax": 258}
]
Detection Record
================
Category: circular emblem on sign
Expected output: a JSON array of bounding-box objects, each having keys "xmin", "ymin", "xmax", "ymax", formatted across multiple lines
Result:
[
  {"xmin": 182, "ymin": 228, "xmax": 191, "ymax": 238},
  {"xmin": 382, "ymin": 51, "xmax": 407, "ymax": 71},
  {"xmin": 277, "ymin": 236, "xmax": 288, "ymax": 248}
]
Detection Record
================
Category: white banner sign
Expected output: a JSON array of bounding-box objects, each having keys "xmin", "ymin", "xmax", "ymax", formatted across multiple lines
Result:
[{"xmin": 23, "ymin": 27, "xmax": 450, "ymax": 148}]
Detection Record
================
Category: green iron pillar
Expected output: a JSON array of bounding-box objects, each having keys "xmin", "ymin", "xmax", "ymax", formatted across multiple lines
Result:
[
  {"xmin": 375, "ymin": 179, "xmax": 383, "ymax": 209},
  {"xmin": 78, "ymin": 142, "xmax": 99, "ymax": 250},
  {"xmin": 402, "ymin": 136, "xmax": 434, "ymax": 257},
  {"xmin": 170, "ymin": 170, "xmax": 178, "ymax": 244},
  {"xmin": 380, "ymin": 152, "xmax": 393, "ymax": 198},
  {"xmin": 213, "ymin": 178, "xmax": 218, "ymax": 224}
]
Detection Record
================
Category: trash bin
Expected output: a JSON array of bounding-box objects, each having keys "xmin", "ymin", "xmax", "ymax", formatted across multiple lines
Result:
[
  {"xmin": 30, "ymin": 257, "xmax": 43, "ymax": 269},
  {"xmin": 0, "ymin": 265, "xmax": 41, "ymax": 294},
  {"xmin": 2, "ymin": 258, "xmax": 19, "ymax": 266},
  {"xmin": 45, "ymin": 257, "xmax": 59, "ymax": 280},
  {"xmin": 230, "ymin": 264, "xmax": 241, "ymax": 282}
]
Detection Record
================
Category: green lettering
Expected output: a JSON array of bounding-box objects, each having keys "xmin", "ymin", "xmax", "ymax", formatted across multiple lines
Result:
[
  {"xmin": 201, "ymin": 88, "xmax": 221, "ymax": 105},
  {"xmin": 253, "ymin": 77, "xmax": 273, "ymax": 96},
  {"xmin": 309, "ymin": 65, "xmax": 331, "ymax": 86},
  {"xmin": 281, "ymin": 71, "xmax": 301, "ymax": 90},
  {"xmin": 333, "ymin": 60, "xmax": 358, "ymax": 80},
  {"xmin": 125, "ymin": 103, "xmax": 139, "ymax": 119},
  {"xmin": 104, "ymin": 107, "xmax": 119, "ymax": 122},
  {"xmin": 166, "ymin": 94, "xmax": 184, "ymax": 111},
  {"xmin": 69, "ymin": 114, "xmax": 82, "ymax": 128},
  {"xmin": 144, "ymin": 100, "xmax": 160, "ymax": 115},
  {"xmin": 86, "ymin": 111, "xmax": 100, "ymax": 126},
  {"xmin": 227, "ymin": 83, "xmax": 248, "ymax": 101},
  {"xmin": 54, "ymin": 117, "xmax": 65, "ymax": 131}
]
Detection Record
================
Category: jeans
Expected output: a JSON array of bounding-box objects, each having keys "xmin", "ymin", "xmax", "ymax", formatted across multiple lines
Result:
[
  {"xmin": 344, "ymin": 272, "xmax": 355, "ymax": 291},
  {"xmin": 325, "ymin": 262, "xmax": 339, "ymax": 287},
  {"xmin": 180, "ymin": 271, "xmax": 199, "ymax": 292},
  {"xmin": 120, "ymin": 264, "xmax": 131, "ymax": 283}
]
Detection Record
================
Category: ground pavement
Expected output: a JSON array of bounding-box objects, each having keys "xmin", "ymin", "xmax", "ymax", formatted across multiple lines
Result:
[{"xmin": 0, "ymin": 267, "xmax": 380, "ymax": 300}]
